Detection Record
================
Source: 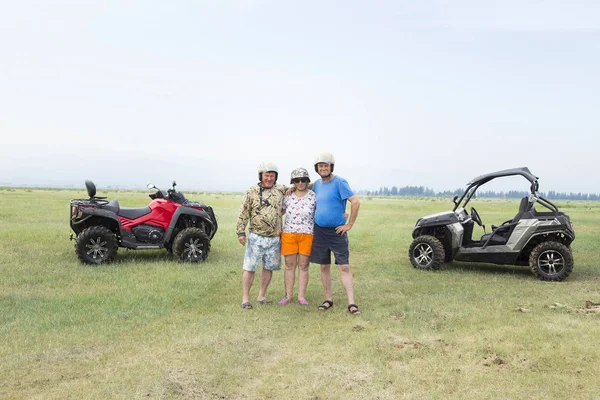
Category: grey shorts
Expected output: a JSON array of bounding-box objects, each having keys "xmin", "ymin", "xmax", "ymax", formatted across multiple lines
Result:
[
  {"xmin": 309, "ymin": 224, "xmax": 349, "ymax": 265},
  {"xmin": 243, "ymin": 232, "xmax": 282, "ymax": 272}
]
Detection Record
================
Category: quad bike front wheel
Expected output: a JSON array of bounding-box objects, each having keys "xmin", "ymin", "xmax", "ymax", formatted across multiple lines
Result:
[
  {"xmin": 529, "ymin": 241, "xmax": 573, "ymax": 281},
  {"xmin": 409, "ymin": 235, "xmax": 445, "ymax": 270},
  {"xmin": 75, "ymin": 226, "xmax": 118, "ymax": 265},
  {"xmin": 172, "ymin": 228, "xmax": 211, "ymax": 262}
]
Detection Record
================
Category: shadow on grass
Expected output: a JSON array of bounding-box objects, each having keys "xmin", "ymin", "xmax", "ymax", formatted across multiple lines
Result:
[
  {"xmin": 93, "ymin": 250, "xmax": 177, "ymax": 267},
  {"xmin": 72, "ymin": 249, "xmax": 221, "ymax": 269},
  {"xmin": 117, "ymin": 250, "xmax": 173, "ymax": 259},
  {"xmin": 441, "ymin": 261, "xmax": 533, "ymax": 279}
]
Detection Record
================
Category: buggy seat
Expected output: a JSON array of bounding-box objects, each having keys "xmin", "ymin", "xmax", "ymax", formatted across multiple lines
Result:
[
  {"xmin": 101, "ymin": 199, "xmax": 152, "ymax": 219},
  {"xmin": 480, "ymin": 197, "xmax": 531, "ymax": 246}
]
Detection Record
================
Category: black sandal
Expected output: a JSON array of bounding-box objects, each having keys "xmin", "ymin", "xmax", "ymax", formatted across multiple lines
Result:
[
  {"xmin": 318, "ymin": 300, "xmax": 333, "ymax": 311},
  {"xmin": 348, "ymin": 304, "xmax": 361, "ymax": 315},
  {"xmin": 241, "ymin": 302, "xmax": 253, "ymax": 309}
]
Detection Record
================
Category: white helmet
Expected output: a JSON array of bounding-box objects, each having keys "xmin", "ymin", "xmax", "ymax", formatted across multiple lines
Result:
[
  {"xmin": 290, "ymin": 168, "xmax": 310, "ymax": 184},
  {"xmin": 313, "ymin": 152, "xmax": 335, "ymax": 173},
  {"xmin": 258, "ymin": 161, "xmax": 278, "ymax": 181}
]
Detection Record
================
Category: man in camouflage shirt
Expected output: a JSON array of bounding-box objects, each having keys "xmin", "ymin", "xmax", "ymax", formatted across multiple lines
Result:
[{"xmin": 237, "ymin": 162, "xmax": 286, "ymax": 309}]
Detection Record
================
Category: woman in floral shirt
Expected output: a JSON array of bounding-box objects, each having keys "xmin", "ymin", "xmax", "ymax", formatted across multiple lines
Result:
[{"xmin": 279, "ymin": 168, "xmax": 316, "ymax": 305}]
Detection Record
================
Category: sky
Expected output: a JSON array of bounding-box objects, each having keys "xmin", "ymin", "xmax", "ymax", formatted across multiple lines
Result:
[{"xmin": 1, "ymin": 1, "xmax": 599, "ymax": 194}]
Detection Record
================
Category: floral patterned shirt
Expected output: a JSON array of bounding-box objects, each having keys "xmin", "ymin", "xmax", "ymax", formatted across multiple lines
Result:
[{"xmin": 282, "ymin": 190, "xmax": 316, "ymax": 234}]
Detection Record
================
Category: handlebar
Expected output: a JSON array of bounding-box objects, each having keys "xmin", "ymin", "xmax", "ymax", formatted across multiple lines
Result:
[{"xmin": 148, "ymin": 184, "xmax": 186, "ymax": 204}]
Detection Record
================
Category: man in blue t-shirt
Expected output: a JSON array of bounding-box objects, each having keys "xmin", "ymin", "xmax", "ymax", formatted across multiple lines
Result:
[{"xmin": 310, "ymin": 152, "xmax": 361, "ymax": 315}]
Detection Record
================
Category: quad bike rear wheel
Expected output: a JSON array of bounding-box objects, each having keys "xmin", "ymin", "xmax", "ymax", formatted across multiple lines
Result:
[
  {"xmin": 75, "ymin": 226, "xmax": 118, "ymax": 265},
  {"xmin": 172, "ymin": 228, "xmax": 210, "ymax": 262},
  {"xmin": 529, "ymin": 241, "xmax": 573, "ymax": 281},
  {"xmin": 409, "ymin": 235, "xmax": 445, "ymax": 270}
]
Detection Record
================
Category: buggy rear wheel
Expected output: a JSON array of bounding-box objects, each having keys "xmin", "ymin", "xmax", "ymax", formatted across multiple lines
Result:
[
  {"xmin": 409, "ymin": 235, "xmax": 445, "ymax": 270},
  {"xmin": 75, "ymin": 226, "xmax": 118, "ymax": 265},
  {"xmin": 529, "ymin": 241, "xmax": 573, "ymax": 281},
  {"xmin": 172, "ymin": 228, "xmax": 210, "ymax": 262}
]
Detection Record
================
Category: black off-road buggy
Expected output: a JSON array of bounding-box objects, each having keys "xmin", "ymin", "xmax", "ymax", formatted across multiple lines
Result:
[{"xmin": 408, "ymin": 167, "xmax": 575, "ymax": 281}]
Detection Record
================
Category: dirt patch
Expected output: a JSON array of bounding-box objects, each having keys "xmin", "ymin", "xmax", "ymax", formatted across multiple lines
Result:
[
  {"xmin": 391, "ymin": 336, "xmax": 423, "ymax": 351},
  {"xmin": 483, "ymin": 356, "xmax": 506, "ymax": 367},
  {"xmin": 547, "ymin": 301, "xmax": 600, "ymax": 314}
]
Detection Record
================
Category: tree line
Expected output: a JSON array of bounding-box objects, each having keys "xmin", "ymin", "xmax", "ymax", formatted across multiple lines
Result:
[{"xmin": 357, "ymin": 186, "xmax": 600, "ymax": 201}]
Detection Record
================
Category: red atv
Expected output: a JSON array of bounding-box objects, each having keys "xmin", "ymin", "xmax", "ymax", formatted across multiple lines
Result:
[{"xmin": 69, "ymin": 180, "xmax": 218, "ymax": 264}]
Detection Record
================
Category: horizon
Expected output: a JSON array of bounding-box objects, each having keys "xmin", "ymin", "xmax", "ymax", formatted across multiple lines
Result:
[{"xmin": 3, "ymin": 178, "xmax": 599, "ymax": 198}]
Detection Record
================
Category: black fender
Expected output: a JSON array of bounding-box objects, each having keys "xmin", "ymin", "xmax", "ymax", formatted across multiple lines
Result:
[
  {"xmin": 71, "ymin": 207, "xmax": 121, "ymax": 234},
  {"xmin": 521, "ymin": 229, "xmax": 575, "ymax": 251},
  {"xmin": 165, "ymin": 207, "xmax": 216, "ymax": 242},
  {"xmin": 412, "ymin": 224, "xmax": 446, "ymax": 237}
]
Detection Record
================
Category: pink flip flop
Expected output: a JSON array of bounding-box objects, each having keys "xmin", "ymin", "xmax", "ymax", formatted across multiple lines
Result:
[
  {"xmin": 278, "ymin": 297, "xmax": 291, "ymax": 305},
  {"xmin": 298, "ymin": 299, "xmax": 309, "ymax": 305}
]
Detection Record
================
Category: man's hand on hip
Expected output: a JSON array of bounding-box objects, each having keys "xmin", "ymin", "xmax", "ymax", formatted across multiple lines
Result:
[{"xmin": 335, "ymin": 223, "xmax": 353, "ymax": 235}]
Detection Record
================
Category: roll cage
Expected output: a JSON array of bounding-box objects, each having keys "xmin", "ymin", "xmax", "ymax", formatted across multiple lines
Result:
[{"xmin": 451, "ymin": 167, "xmax": 560, "ymax": 215}]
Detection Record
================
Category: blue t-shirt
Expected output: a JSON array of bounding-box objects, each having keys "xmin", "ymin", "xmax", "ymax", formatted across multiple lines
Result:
[{"xmin": 313, "ymin": 175, "xmax": 354, "ymax": 228}]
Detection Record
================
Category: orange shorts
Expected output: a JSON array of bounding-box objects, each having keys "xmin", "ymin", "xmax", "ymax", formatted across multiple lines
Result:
[{"xmin": 281, "ymin": 232, "xmax": 314, "ymax": 256}]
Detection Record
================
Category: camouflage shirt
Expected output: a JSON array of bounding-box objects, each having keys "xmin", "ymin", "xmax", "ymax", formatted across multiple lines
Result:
[{"xmin": 236, "ymin": 184, "xmax": 286, "ymax": 237}]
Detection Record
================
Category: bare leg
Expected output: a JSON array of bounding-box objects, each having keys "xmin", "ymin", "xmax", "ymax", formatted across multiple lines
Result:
[
  {"xmin": 297, "ymin": 255, "xmax": 310, "ymax": 301},
  {"xmin": 257, "ymin": 268, "xmax": 273, "ymax": 301},
  {"xmin": 283, "ymin": 254, "xmax": 297, "ymax": 299},
  {"xmin": 242, "ymin": 270, "xmax": 255, "ymax": 304},
  {"xmin": 320, "ymin": 264, "xmax": 332, "ymax": 301},
  {"xmin": 338, "ymin": 264, "xmax": 355, "ymax": 305}
]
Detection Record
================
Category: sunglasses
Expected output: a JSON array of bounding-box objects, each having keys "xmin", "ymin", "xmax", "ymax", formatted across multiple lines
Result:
[{"xmin": 292, "ymin": 178, "xmax": 309, "ymax": 184}]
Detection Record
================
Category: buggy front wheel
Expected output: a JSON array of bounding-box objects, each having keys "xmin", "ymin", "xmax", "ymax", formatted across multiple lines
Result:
[{"xmin": 409, "ymin": 235, "xmax": 445, "ymax": 270}]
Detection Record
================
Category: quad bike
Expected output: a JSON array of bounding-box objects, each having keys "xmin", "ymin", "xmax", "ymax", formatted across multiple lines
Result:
[
  {"xmin": 69, "ymin": 180, "xmax": 218, "ymax": 264},
  {"xmin": 408, "ymin": 167, "xmax": 575, "ymax": 281}
]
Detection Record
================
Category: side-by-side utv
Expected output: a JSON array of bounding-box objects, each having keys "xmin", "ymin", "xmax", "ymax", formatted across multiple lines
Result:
[{"xmin": 408, "ymin": 167, "xmax": 575, "ymax": 281}]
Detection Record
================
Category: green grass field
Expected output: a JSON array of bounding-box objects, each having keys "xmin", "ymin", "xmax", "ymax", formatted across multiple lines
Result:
[{"xmin": 1, "ymin": 188, "xmax": 599, "ymax": 399}]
